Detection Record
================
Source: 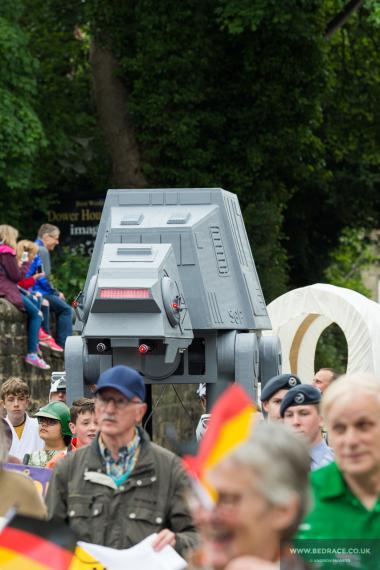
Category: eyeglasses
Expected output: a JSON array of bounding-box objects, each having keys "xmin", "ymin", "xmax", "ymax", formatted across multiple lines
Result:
[
  {"xmin": 37, "ymin": 417, "xmax": 59, "ymax": 426},
  {"xmin": 96, "ymin": 393, "xmax": 142, "ymax": 410}
]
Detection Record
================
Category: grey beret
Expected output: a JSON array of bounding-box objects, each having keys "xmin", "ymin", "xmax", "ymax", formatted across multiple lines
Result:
[
  {"xmin": 260, "ymin": 373, "xmax": 301, "ymax": 402},
  {"xmin": 280, "ymin": 385, "xmax": 321, "ymax": 417}
]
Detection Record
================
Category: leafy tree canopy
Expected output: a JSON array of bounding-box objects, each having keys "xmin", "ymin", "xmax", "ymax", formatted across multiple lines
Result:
[
  {"xmin": 2, "ymin": 0, "xmax": 380, "ymax": 303},
  {"xmin": 0, "ymin": 1, "xmax": 46, "ymax": 224}
]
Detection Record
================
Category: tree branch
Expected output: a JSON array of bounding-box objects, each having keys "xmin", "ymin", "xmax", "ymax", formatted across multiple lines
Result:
[{"xmin": 325, "ymin": 0, "xmax": 365, "ymax": 39}]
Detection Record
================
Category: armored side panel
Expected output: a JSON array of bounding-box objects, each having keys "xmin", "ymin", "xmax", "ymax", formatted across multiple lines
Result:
[
  {"xmin": 66, "ymin": 188, "xmax": 281, "ymax": 402},
  {"xmin": 81, "ymin": 188, "xmax": 270, "ymax": 330}
]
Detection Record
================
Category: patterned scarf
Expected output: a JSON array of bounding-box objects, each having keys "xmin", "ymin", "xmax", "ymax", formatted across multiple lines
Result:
[{"xmin": 100, "ymin": 430, "xmax": 141, "ymax": 487}]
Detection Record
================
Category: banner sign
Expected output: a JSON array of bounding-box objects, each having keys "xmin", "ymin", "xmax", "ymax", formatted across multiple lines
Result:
[
  {"xmin": 47, "ymin": 198, "xmax": 104, "ymax": 256},
  {"xmin": 4, "ymin": 463, "xmax": 53, "ymax": 497}
]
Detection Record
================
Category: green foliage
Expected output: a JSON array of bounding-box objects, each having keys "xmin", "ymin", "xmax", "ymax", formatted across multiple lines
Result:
[
  {"xmin": 50, "ymin": 246, "xmax": 90, "ymax": 302},
  {"xmin": 2, "ymin": 0, "xmax": 380, "ymax": 305},
  {"xmin": 324, "ymin": 227, "xmax": 377, "ymax": 296},
  {"xmin": 17, "ymin": 0, "xmax": 109, "ymax": 237},
  {"xmin": 82, "ymin": 0, "xmax": 332, "ymax": 300},
  {"xmin": 314, "ymin": 323, "xmax": 348, "ymax": 372},
  {"xmin": 0, "ymin": 4, "xmax": 46, "ymax": 227},
  {"xmin": 314, "ymin": 226, "xmax": 375, "ymax": 392},
  {"xmin": 286, "ymin": 0, "xmax": 380, "ymax": 285}
]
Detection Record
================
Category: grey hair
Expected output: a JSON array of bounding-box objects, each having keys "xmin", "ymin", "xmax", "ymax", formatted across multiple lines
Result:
[
  {"xmin": 322, "ymin": 373, "xmax": 380, "ymax": 419},
  {"xmin": 225, "ymin": 420, "xmax": 310, "ymax": 542}
]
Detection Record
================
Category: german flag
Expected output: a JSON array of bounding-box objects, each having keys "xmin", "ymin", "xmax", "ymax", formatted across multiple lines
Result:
[
  {"xmin": 183, "ymin": 383, "xmax": 256, "ymax": 501},
  {"xmin": 0, "ymin": 515, "xmax": 77, "ymax": 570}
]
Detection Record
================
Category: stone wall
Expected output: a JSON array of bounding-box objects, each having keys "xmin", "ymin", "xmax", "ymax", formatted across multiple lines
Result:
[
  {"xmin": 0, "ymin": 299, "xmax": 200, "ymax": 447},
  {"xmin": 0, "ymin": 299, "xmax": 64, "ymax": 412}
]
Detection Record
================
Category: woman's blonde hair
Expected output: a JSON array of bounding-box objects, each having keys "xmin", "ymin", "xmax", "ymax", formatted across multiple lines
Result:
[
  {"xmin": 0, "ymin": 225, "xmax": 19, "ymax": 250},
  {"xmin": 16, "ymin": 240, "xmax": 39, "ymax": 261}
]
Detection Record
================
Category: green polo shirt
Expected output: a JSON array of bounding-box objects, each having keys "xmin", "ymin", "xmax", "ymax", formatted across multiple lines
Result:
[{"xmin": 294, "ymin": 462, "xmax": 380, "ymax": 568}]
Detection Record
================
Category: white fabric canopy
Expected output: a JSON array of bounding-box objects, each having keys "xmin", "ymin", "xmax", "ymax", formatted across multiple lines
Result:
[{"xmin": 265, "ymin": 283, "xmax": 380, "ymax": 382}]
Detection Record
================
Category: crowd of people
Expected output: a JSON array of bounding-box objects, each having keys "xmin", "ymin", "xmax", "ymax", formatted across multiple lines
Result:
[
  {"xmin": 0, "ymin": 223, "xmax": 73, "ymax": 369},
  {"xmin": 0, "ymin": 363, "xmax": 380, "ymax": 569}
]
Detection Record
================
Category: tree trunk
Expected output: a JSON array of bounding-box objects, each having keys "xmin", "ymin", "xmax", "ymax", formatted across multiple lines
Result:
[
  {"xmin": 89, "ymin": 40, "xmax": 147, "ymax": 188},
  {"xmin": 325, "ymin": 0, "xmax": 364, "ymax": 39}
]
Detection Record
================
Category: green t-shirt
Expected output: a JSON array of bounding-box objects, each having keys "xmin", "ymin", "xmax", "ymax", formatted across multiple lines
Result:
[{"xmin": 294, "ymin": 461, "xmax": 380, "ymax": 569}]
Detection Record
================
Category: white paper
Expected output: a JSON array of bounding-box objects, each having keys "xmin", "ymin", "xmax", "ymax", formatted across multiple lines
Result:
[{"xmin": 78, "ymin": 533, "xmax": 187, "ymax": 570}]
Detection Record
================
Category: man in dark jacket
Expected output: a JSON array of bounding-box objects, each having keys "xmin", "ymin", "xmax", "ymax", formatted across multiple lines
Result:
[{"xmin": 46, "ymin": 365, "xmax": 198, "ymax": 556}]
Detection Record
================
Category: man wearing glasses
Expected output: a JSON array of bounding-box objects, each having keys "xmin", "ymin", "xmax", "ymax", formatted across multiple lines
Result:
[
  {"xmin": 27, "ymin": 223, "xmax": 73, "ymax": 349},
  {"xmin": 46, "ymin": 365, "xmax": 198, "ymax": 556}
]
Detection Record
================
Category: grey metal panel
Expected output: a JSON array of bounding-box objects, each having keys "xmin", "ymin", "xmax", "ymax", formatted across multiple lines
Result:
[
  {"xmin": 210, "ymin": 226, "xmax": 229, "ymax": 276},
  {"xmin": 165, "ymin": 192, "xmax": 178, "ymax": 205},
  {"xmin": 67, "ymin": 187, "xmax": 280, "ymax": 395},
  {"xmin": 179, "ymin": 191, "xmax": 211, "ymax": 204},
  {"xmin": 141, "ymin": 232, "xmax": 161, "ymax": 244},
  {"xmin": 65, "ymin": 336, "xmax": 84, "ymax": 404},
  {"xmin": 121, "ymin": 214, "xmax": 144, "ymax": 225},
  {"xmin": 123, "ymin": 234, "xmax": 141, "ymax": 244},
  {"xmin": 160, "ymin": 233, "xmax": 181, "ymax": 265},
  {"xmin": 116, "ymin": 246, "xmax": 153, "ymax": 257},
  {"xmin": 118, "ymin": 192, "xmax": 151, "ymax": 205},
  {"xmin": 180, "ymin": 233, "xmax": 195, "ymax": 266},
  {"xmin": 235, "ymin": 332, "xmax": 259, "ymax": 401},
  {"xmin": 223, "ymin": 194, "xmax": 248, "ymax": 267},
  {"xmin": 259, "ymin": 335, "xmax": 282, "ymax": 384},
  {"xmin": 243, "ymin": 272, "xmax": 268, "ymax": 317},
  {"xmin": 151, "ymin": 192, "xmax": 164, "ymax": 205},
  {"xmin": 167, "ymin": 212, "xmax": 191, "ymax": 224},
  {"xmin": 207, "ymin": 291, "xmax": 224, "ymax": 325}
]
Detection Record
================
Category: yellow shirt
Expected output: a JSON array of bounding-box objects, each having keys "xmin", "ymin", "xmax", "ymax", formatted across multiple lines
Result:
[{"xmin": 13, "ymin": 419, "xmax": 26, "ymax": 440}]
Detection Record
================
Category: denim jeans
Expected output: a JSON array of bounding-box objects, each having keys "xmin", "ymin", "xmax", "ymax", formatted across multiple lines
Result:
[
  {"xmin": 28, "ymin": 294, "xmax": 50, "ymax": 332},
  {"xmin": 21, "ymin": 295, "xmax": 42, "ymax": 353},
  {"xmin": 44, "ymin": 294, "xmax": 73, "ymax": 348}
]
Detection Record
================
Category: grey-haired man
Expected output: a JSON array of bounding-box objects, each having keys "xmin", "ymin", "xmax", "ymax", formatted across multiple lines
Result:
[{"xmin": 47, "ymin": 365, "xmax": 198, "ymax": 555}]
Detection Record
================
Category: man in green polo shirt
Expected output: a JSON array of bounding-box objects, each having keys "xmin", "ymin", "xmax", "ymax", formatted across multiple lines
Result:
[{"xmin": 295, "ymin": 373, "xmax": 380, "ymax": 569}]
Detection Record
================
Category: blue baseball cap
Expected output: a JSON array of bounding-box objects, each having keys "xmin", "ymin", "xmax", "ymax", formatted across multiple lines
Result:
[
  {"xmin": 260, "ymin": 373, "xmax": 301, "ymax": 402},
  {"xmin": 95, "ymin": 365, "xmax": 146, "ymax": 401},
  {"xmin": 280, "ymin": 385, "xmax": 321, "ymax": 417}
]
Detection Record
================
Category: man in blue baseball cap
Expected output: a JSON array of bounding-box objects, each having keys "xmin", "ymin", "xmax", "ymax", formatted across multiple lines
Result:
[
  {"xmin": 47, "ymin": 365, "xmax": 198, "ymax": 555},
  {"xmin": 280, "ymin": 384, "xmax": 334, "ymax": 470},
  {"xmin": 260, "ymin": 373, "xmax": 302, "ymax": 421}
]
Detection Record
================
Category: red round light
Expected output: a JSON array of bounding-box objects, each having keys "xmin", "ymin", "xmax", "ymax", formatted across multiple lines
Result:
[
  {"xmin": 138, "ymin": 344, "xmax": 150, "ymax": 354},
  {"xmin": 171, "ymin": 302, "xmax": 179, "ymax": 311}
]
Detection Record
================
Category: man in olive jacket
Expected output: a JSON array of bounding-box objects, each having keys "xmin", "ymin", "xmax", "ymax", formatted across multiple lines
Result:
[{"xmin": 46, "ymin": 365, "xmax": 198, "ymax": 556}]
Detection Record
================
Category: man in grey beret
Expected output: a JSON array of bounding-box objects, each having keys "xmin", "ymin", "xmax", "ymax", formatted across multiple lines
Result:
[
  {"xmin": 260, "ymin": 373, "xmax": 301, "ymax": 421},
  {"xmin": 280, "ymin": 384, "xmax": 334, "ymax": 470}
]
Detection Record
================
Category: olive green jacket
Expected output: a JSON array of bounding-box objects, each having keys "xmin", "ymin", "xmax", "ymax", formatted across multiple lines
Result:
[{"xmin": 46, "ymin": 430, "xmax": 198, "ymax": 556}]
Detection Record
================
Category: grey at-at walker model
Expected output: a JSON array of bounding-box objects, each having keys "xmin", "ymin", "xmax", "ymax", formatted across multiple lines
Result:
[{"xmin": 65, "ymin": 188, "xmax": 281, "ymax": 405}]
